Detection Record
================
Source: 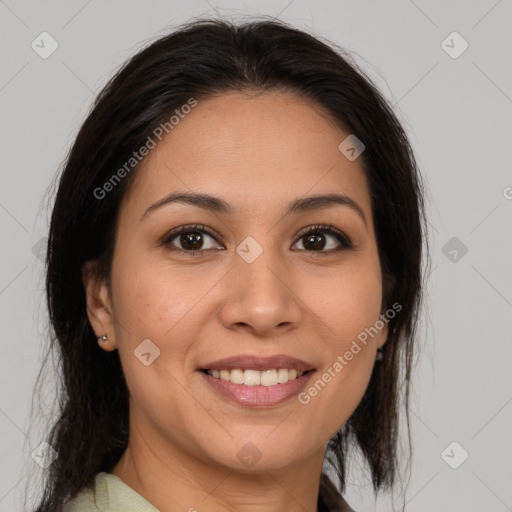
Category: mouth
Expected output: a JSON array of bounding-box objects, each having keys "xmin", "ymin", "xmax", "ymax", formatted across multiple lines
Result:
[
  {"xmin": 200, "ymin": 368, "xmax": 314, "ymax": 386},
  {"xmin": 197, "ymin": 354, "xmax": 316, "ymax": 407}
]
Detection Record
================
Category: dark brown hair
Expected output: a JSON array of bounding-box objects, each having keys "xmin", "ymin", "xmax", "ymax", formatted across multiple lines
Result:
[{"xmin": 29, "ymin": 17, "xmax": 428, "ymax": 511}]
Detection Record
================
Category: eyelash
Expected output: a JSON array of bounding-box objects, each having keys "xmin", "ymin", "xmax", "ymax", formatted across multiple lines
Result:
[{"xmin": 161, "ymin": 223, "xmax": 354, "ymax": 257}]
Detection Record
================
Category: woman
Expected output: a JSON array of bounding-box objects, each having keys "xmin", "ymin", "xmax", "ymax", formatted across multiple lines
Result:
[{"xmin": 32, "ymin": 17, "xmax": 427, "ymax": 512}]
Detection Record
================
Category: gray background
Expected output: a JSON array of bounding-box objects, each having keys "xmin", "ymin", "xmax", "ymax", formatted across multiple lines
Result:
[{"xmin": 1, "ymin": 1, "xmax": 511, "ymax": 511}]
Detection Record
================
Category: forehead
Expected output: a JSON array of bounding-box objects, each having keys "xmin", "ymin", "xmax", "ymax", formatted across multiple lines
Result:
[{"xmin": 121, "ymin": 91, "xmax": 372, "ymax": 220}]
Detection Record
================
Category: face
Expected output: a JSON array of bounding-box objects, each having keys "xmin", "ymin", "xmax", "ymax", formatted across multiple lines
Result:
[{"xmin": 85, "ymin": 91, "xmax": 387, "ymax": 474}]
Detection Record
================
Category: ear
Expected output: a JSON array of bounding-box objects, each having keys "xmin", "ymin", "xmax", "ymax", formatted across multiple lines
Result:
[{"xmin": 82, "ymin": 260, "xmax": 117, "ymax": 352}]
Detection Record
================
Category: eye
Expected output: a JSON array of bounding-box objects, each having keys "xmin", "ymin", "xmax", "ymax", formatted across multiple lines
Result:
[
  {"xmin": 292, "ymin": 224, "xmax": 353, "ymax": 254},
  {"xmin": 162, "ymin": 223, "xmax": 354, "ymax": 256},
  {"xmin": 162, "ymin": 224, "xmax": 223, "ymax": 255}
]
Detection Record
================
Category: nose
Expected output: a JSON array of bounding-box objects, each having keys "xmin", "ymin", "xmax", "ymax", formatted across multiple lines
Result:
[{"xmin": 218, "ymin": 243, "xmax": 303, "ymax": 337}]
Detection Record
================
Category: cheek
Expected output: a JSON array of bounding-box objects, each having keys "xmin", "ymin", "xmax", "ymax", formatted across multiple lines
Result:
[
  {"xmin": 110, "ymin": 254, "xmax": 200, "ymax": 339},
  {"xmin": 320, "ymin": 258, "xmax": 383, "ymax": 347},
  {"xmin": 299, "ymin": 257, "xmax": 383, "ymax": 426},
  {"xmin": 108, "ymin": 257, "xmax": 201, "ymax": 415}
]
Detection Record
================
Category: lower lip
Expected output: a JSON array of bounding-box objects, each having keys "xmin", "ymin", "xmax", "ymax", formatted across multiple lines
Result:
[{"xmin": 199, "ymin": 370, "xmax": 315, "ymax": 407}]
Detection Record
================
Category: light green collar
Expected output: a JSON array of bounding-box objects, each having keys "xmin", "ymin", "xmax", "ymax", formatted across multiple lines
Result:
[{"xmin": 63, "ymin": 472, "xmax": 159, "ymax": 512}]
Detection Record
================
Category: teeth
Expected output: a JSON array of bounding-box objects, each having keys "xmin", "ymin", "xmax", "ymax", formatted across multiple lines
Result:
[
  {"xmin": 244, "ymin": 369, "xmax": 260, "ymax": 386},
  {"xmin": 262, "ymin": 369, "xmax": 278, "ymax": 386},
  {"xmin": 206, "ymin": 368, "xmax": 306, "ymax": 386},
  {"xmin": 231, "ymin": 369, "xmax": 244, "ymax": 384},
  {"xmin": 277, "ymin": 368, "xmax": 289, "ymax": 383}
]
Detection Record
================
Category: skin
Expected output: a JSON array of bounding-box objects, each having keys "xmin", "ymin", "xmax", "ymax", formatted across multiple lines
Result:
[{"xmin": 83, "ymin": 91, "xmax": 388, "ymax": 512}]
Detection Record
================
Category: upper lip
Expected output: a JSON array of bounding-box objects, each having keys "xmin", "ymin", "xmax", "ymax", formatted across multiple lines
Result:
[{"xmin": 199, "ymin": 354, "xmax": 316, "ymax": 372}]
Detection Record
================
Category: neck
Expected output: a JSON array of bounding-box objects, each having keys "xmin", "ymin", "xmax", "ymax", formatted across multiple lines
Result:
[{"xmin": 112, "ymin": 428, "xmax": 327, "ymax": 512}]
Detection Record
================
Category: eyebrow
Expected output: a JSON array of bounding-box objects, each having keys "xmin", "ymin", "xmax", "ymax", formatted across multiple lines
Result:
[{"xmin": 141, "ymin": 191, "xmax": 368, "ymax": 227}]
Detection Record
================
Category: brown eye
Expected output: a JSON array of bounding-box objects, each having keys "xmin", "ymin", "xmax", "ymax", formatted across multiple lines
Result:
[
  {"xmin": 162, "ymin": 223, "xmax": 353, "ymax": 256},
  {"xmin": 292, "ymin": 225, "xmax": 353, "ymax": 253},
  {"xmin": 302, "ymin": 232, "xmax": 329, "ymax": 251},
  {"xmin": 162, "ymin": 224, "xmax": 222, "ymax": 253},
  {"xmin": 175, "ymin": 231, "xmax": 207, "ymax": 251}
]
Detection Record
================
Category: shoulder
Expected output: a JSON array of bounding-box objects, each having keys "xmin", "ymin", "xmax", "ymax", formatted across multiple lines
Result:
[
  {"xmin": 62, "ymin": 472, "xmax": 159, "ymax": 512},
  {"xmin": 62, "ymin": 481, "xmax": 97, "ymax": 512}
]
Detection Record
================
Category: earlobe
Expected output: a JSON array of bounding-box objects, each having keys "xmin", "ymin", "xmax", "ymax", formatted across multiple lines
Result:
[
  {"xmin": 375, "ymin": 321, "xmax": 388, "ymax": 361},
  {"xmin": 81, "ymin": 261, "xmax": 117, "ymax": 351}
]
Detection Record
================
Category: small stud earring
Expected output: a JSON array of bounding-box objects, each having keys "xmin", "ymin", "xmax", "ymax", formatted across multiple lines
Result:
[
  {"xmin": 98, "ymin": 335, "xmax": 108, "ymax": 342},
  {"xmin": 375, "ymin": 347, "xmax": 384, "ymax": 361}
]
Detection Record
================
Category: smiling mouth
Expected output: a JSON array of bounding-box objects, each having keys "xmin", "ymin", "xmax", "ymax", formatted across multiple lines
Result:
[{"xmin": 200, "ymin": 368, "xmax": 314, "ymax": 386}]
